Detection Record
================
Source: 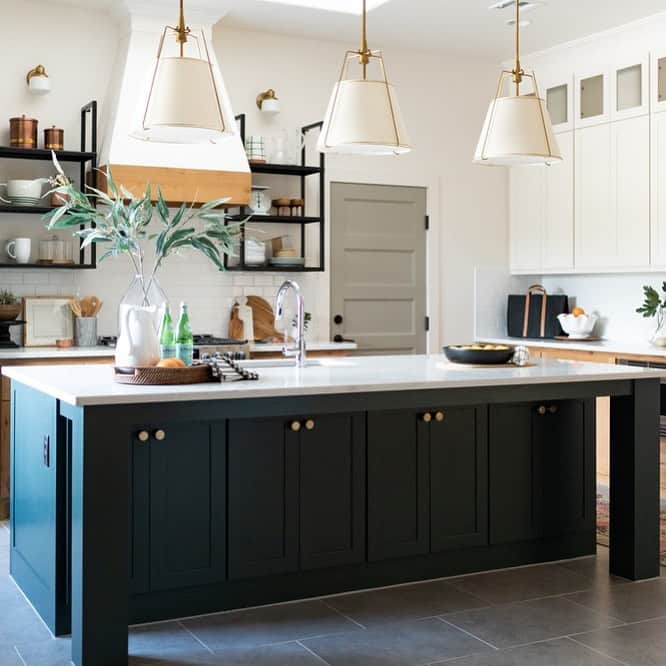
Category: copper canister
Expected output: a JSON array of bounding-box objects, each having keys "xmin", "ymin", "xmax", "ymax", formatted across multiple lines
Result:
[
  {"xmin": 44, "ymin": 126, "xmax": 64, "ymax": 150},
  {"xmin": 10, "ymin": 115, "xmax": 38, "ymax": 149}
]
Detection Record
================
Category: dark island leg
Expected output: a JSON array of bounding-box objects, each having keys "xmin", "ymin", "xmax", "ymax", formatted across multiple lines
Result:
[
  {"xmin": 71, "ymin": 408, "xmax": 129, "ymax": 665},
  {"xmin": 610, "ymin": 378, "xmax": 660, "ymax": 580}
]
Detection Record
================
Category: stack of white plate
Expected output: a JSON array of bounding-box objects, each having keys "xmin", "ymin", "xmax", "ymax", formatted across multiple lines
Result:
[{"xmin": 7, "ymin": 196, "xmax": 41, "ymax": 207}]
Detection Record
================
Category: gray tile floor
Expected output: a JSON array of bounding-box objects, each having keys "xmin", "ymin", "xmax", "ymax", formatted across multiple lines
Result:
[{"xmin": 1, "ymin": 520, "xmax": 666, "ymax": 665}]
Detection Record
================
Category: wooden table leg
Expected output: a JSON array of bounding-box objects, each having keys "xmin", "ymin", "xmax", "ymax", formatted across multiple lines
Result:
[
  {"xmin": 71, "ymin": 408, "xmax": 129, "ymax": 665},
  {"xmin": 610, "ymin": 378, "xmax": 661, "ymax": 580}
]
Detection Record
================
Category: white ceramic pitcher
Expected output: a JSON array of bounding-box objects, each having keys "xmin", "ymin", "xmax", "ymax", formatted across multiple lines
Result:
[{"xmin": 115, "ymin": 305, "xmax": 160, "ymax": 368}]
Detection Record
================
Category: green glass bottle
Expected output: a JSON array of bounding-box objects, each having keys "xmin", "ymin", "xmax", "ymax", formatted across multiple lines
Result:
[
  {"xmin": 175, "ymin": 302, "xmax": 194, "ymax": 366},
  {"xmin": 159, "ymin": 306, "xmax": 176, "ymax": 360}
]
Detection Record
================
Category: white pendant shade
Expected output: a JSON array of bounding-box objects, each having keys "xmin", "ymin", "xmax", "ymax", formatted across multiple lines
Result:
[
  {"xmin": 134, "ymin": 56, "xmax": 233, "ymax": 144},
  {"xmin": 318, "ymin": 79, "xmax": 411, "ymax": 155},
  {"xmin": 474, "ymin": 94, "xmax": 561, "ymax": 166}
]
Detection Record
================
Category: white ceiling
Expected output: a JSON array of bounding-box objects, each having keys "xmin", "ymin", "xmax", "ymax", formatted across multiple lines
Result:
[{"xmin": 56, "ymin": 0, "xmax": 666, "ymax": 59}]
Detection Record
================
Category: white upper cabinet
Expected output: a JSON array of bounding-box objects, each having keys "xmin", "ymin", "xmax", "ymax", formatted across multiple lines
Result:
[
  {"xmin": 575, "ymin": 68, "xmax": 610, "ymax": 128},
  {"xmin": 651, "ymin": 112, "xmax": 666, "ymax": 266},
  {"xmin": 652, "ymin": 52, "xmax": 666, "ymax": 113},
  {"xmin": 575, "ymin": 116, "xmax": 650, "ymax": 269},
  {"xmin": 509, "ymin": 165, "xmax": 545, "ymax": 273},
  {"xmin": 543, "ymin": 75, "xmax": 574, "ymax": 133},
  {"xmin": 509, "ymin": 131, "xmax": 573, "ymax": 274},
  {"xmin": 543, "ymin": 131, "xmax": 574, "ymax": 271},
  {"xmin": 575, "ymin": 123, "xmax": 613, "ymax": 267},
  {"xmin": 611, "ymin": 54, "xmax": 650, "ymax": 121}
]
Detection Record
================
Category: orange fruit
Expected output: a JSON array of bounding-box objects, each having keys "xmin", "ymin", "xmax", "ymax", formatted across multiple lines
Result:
[
  {"xmin": 572, "ymin": 307, "xmax": 586, "ymax": 317},
  {"xmin": 157, "ymin": 358, "xmax": 186, "ymax": 368}
]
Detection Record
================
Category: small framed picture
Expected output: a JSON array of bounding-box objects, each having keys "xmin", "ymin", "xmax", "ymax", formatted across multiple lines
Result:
[{"xmin": 23, "ymin": 297, "xmax": 74, "ymax": 347}]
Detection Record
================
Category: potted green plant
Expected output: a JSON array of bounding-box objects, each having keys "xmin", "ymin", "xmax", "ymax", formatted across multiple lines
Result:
[
  {"xmin": 0, "ymin": 290, "xmax": 21, "ymax": 321},
  {"xmin": 44, "ymin": 154, "xmax": 243, "ymax": 365},
  {"xmin": 636, "ymin": 282, "xmax": 666, "ymax": 346}
]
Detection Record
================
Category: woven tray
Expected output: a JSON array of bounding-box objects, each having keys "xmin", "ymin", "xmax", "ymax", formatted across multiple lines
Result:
[{"xmin": 113, "ymin": 365, "xmax": 212, "ymax": 385}]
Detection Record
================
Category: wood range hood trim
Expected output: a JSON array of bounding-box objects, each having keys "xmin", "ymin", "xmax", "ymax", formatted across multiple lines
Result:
[{"xmin": 98, "ymin": 164, "xmax": 251, "ymax": 207}]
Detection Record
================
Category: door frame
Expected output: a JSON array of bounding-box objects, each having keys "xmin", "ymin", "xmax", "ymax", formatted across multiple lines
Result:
[{"xmin": 326, "ymin": 169, "xmax": 439, "ymax": 353}]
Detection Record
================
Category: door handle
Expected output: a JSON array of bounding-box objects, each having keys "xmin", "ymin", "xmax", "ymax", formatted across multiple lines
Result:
[{"xmin": 334, "ymin": 334, "xmax": 355, "ymax": 343}]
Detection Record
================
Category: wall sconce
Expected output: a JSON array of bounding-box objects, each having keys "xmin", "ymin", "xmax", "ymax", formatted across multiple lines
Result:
[
  {"xmin": 256, "ymin": 89, "xmax": 280, "ymax": 114},
  {"xmin": 26, "ymin": 65, "xmax": 50, "ymax": 95}
]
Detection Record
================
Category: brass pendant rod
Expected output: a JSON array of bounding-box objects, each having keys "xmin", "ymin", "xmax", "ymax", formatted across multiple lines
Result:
[
  {"xmin": 176, "ymin": 0, "xmax": 189, "ymax": 57},
  {"xmin": 359, "ymin": 0, "xmax": 370, "ymax": 79},
  {"xmin": 513, "ymin": 0, "xmax": 522, "ymax": 94}
]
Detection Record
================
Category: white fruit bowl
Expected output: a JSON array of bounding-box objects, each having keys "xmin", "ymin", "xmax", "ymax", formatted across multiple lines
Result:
[{"xmin": 557, "ymin": 313, "xmax": 598, "ymax": 339}]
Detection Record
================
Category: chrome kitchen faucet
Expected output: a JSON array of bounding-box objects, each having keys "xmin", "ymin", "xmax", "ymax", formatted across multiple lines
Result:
[{"xmin": 275, "ymin": 280, "xmax": 307, "ymax": 368}]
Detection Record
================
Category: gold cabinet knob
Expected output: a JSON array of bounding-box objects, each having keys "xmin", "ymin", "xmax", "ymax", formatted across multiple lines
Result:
[
  {"xmin": 422, "ymin": 412, "xmax": 432, "ymax": 423},
  {"xmin": 154, "ymin": 429, "xmax": 166, "ymax": 441},
  {"xmin": 290, "ymin": 421, "xmax": 302, "ymax": 432},
  {"xmin": 435, "ymin": 411, "xmax": 445, "ymax": 422},
  {"xmin": 548, "ymin": 405, "xmax": 558, "ymax": 414},
  {"xmin": 304, "ymin": 419, "xmax": 315, "ymax": 431},
  {"xmin": 537, "ymin": 405, "xmax": 547, "ymax": 415},
  {"xmin": 137, "ymin": 430, "xmax": 150, "ymax": 443}
]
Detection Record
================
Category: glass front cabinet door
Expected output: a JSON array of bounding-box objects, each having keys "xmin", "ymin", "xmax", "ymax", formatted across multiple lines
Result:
[
  {"xmin": 575, "ymin": 68, "xmax": 610, "ymax": 128},
  {"xmin": 611, "ymin": 54, "xmax": 650, "ymax": 121},
  {"xmin": 543, "ymin": 75, "xmax": 574, "ymax": 133},
  {"xmin": 652, "ymin": 52, "xmax": 666, "ymax": 114}
]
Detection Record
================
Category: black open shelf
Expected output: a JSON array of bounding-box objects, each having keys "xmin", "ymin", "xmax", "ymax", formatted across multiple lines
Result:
[
  {"xmin": 0, "ymin": 263, "xmax": 95, "ymax": 270},
  {"xmin": 0, "ymin": 146, "xmax": 96, "ymax": 163},
  {"xmin": 228, "ymin": 115, "xmax": 325, "ymax": 273},
  {"xmin": 0, "ymin": 101, "xmax": 98, "ymax": 269},
  {"xmin": 228, "ymin": 214, "xmax": 321, "ymax": 225},
  {"xmin": 249, "ymin": 163, "xmax": 321, "ymax": 176},
  {"xmin": 0, "ymin": 205, "xmax": 54, "ymax": 215}
]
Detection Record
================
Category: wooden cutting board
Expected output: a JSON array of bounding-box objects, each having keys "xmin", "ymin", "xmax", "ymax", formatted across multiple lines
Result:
[{"xmin": 229, "ymin": 295, "xmax": 287, "ymax": 342}]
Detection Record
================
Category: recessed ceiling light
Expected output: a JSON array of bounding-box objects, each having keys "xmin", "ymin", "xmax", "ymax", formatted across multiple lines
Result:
[
  {"xmin": 506, "ymin": 18, "xmax": 532, "ymax": 27},
  {"xmin": 258, "ymin": 0, "xmax": 390, "ymax": 14},
  {"xmin": 489, "ymin": 1, "xmax": 541, "ymax": 12}
]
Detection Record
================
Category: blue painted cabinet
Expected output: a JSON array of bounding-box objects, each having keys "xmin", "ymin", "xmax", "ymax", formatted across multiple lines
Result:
[
  {"xmin": 9, "ymin": 384, "xmax": 62, "ymax": 633},
  {"xmin": 125, "ymin": 421, "xmax": 227, "ymax": 593},
  {"xmin": 228, "ymin": 413, "xmax": 365, "ymax": 580}
]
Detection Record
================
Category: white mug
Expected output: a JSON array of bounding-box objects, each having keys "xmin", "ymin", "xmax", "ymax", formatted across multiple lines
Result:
[{"xmin": 6, "ymin": 238, "xmax": 31, "ymax": 264}]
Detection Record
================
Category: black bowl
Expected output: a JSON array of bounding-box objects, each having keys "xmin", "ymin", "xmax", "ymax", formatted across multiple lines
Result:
[{"xmin": 443, "ymin": 345, "xmax": 515, "ymax": 365}]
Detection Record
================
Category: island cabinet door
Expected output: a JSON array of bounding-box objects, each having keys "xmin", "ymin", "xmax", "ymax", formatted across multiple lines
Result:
[
  {"xmin": 149, "ymin": 422, "xmax": 226, "ymax": 591},
  {"xmin": 228, "ymin": 417, "xmax": 299, "ymax": 579},
  {"xmin": 430, "ymin": 407, "xmax": 488, "ymax": 552},
  {"xmin": 367, "ymin": 410, "xmax": 430, "ymax": 561},
  {"xmin": 299, "ymin": 413, "xmax": 365, "ymax": 570},
  {"xmin": 489, "ymin": 400, "xmax": 594, "ymax": 544},
  {"xmin": 532, "ymin": 400, "xmax": 595, "ymax": 537},
  {"xmin": 489, "ymin": 404, "xmax": 540, "ymax": 544}
]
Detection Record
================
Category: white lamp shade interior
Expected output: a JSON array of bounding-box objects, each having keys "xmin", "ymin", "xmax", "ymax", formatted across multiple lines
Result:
[
  {"xmin": 317, "ymin": 79, "xmax": 411, "ymax": 155},
  {"xmin": 474, "ymin": 94, "xmax": 561, "ymax": 166},
  {"xmin": 139, "ymin": 57, "xmax": 231, "ymax": 144}
]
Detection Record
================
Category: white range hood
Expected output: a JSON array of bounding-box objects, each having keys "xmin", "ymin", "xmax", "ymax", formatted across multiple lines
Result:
[{"xmin": 98, "ymin": 6, "xmax": 250, "ymax": 205}]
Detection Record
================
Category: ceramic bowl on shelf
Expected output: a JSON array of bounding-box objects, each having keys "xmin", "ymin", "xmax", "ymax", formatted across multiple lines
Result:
[{"xmin": 557, "ymin": 313, "xmax": 598, "ymax": 339}]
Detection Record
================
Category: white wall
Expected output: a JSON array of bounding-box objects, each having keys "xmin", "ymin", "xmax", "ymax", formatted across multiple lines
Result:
[{"xmin": 0, "ymin": 0, "xmax": 507, "ymax": 345}]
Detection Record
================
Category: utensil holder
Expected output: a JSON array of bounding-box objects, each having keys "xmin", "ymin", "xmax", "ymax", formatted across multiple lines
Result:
[{"xmin": 75, "ymin": 317, "xmax": 97, "ymax": 347}]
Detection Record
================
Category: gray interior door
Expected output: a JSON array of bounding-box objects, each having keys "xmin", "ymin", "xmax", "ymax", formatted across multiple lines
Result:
[{"xmin": 331, "ymin": 182, "xmax": 427, "ymax": 355}]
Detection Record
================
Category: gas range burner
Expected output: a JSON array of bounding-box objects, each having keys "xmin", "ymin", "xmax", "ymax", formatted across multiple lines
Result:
[{"xmin": 193, "ymin": 334, "xmax": 248, "ymax": 346}]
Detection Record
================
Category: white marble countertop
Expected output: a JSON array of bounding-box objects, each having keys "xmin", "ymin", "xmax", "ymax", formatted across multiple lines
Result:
[
  {"xmin": 479, "ymin": 337, "xmax": 666, "ymax": 359},
  {"xmin": 0, "ymin": 341, "xmax": 356, "ymax": 361},
  {"xmin": 0, "ymin": 346, "xmax": 116, "ymax": 361},
  {"xmin": 3, "ymin": 354, "xmax": 664, "ymax": 407}
]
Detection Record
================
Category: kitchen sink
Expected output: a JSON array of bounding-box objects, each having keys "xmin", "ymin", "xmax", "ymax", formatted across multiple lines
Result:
[{"xmin": 240, "ymin": 358, "xmax": 358, "ymax": 369}]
